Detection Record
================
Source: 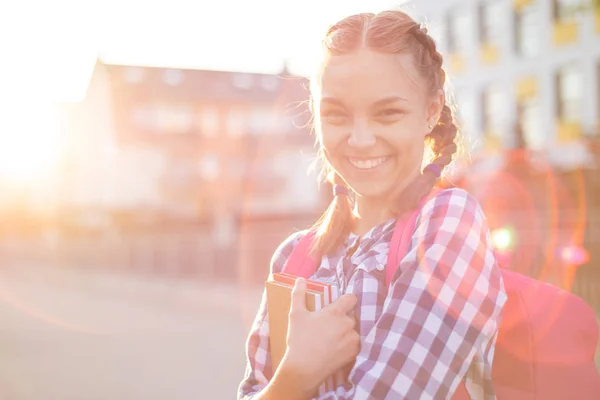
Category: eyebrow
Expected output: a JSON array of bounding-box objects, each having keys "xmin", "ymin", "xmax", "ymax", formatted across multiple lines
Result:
[{"xmin": 320, "ymin": 95, "xmax": 408, "ymax": 108}]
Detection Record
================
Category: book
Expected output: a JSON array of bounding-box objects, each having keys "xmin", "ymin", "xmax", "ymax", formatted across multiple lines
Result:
[{"xmin": 266, "ymin": 273, "xmax": 341, "ymax": 396}]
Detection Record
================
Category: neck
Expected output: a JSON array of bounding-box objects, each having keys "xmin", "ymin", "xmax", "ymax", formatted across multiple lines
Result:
[
  {"xmin": 352, "ymin": 196, "xmax": 394, "ymax": 236},
  {"xmin": 351, "ymin": 168, "xmax": 426, "ymax": 236}
]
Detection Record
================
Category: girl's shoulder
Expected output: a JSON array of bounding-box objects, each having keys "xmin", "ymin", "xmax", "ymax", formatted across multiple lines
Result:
[
  {"xmin": 269, "ymin": 229, "xmax": 311, "ymax": 274},
  {"xmin": 417, "ymin": 187, "xmax": 487, "ymax": 226},
  {"xmin": 421, "ymin": 187, "xmax": 483, "ymax": 213}
]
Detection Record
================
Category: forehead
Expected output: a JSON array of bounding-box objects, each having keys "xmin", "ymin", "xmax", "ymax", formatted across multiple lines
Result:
[{"xmin": 318, "ymin": 49, "xmax": 425, "ymax": 106}]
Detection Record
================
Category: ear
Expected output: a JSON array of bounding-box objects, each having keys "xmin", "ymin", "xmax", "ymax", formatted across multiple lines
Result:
[{"xmin": 425, "ymin": 90, "xmax": 445, "ymax": 135}]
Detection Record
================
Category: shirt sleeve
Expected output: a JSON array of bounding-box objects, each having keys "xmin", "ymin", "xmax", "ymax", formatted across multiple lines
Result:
[
  {"xmin": 318, "ymin": 188, "xmax": 507, "ymax": 400},
  {"xmin": 237, "ymin": 230, "xmax": 306, "ymax": 400}
]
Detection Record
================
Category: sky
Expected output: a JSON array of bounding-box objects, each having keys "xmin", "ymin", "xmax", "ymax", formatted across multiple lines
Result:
[
  {"xmin": 1, "ymin": 0, "xmax": 410, "ymax": 103},
  {"xmin": 0, "ymin": 0, "xmax": 410, "ymax": 183}
]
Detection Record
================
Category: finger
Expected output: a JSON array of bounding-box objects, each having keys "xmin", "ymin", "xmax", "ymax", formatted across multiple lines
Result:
[
  {"xmin": 329, "ymin": 315, "xmax": 356, "ymax": 340},
  {"xmin": 341, "ymin": 331, "xmax": 361, "ymax": 362},
  {"xmin": 290, "ymin": 278, "xmax": 307, "ymax": 315},
  {"xmin": 342, "ymin": 314, "xmax": 356, "ymax": 332},
  {"xmin": 327, "ymin": 293, "xmax": 357, "ymax": 315}
]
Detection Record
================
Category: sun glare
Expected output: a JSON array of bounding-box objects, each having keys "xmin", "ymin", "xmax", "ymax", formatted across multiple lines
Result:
[{"xmin": 0, "ymin": 102, "xmax": 64, "ymax": 184}]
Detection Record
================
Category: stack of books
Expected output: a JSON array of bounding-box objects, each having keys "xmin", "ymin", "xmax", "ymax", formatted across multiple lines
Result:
[{"xmin": 265, "ymin": 272, "xmax": 343, "ymax": 396}]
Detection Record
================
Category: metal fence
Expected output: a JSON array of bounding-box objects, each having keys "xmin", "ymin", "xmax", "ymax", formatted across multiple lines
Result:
[
  {"xmin": 1, "ymin": 212, "xmax": 599, "ymax": 312},
  {"xmin": 0, "ymin": 214, "xmax": 317, "ymax": 285}
]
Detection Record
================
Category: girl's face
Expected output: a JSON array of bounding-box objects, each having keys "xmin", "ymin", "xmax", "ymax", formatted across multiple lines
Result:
[{"xmin": 315, "ymin": 49, "xmax": 443, "ymax": 202}]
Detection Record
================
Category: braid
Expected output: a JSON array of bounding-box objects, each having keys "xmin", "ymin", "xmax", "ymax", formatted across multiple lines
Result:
[
  {"xmin": 391, "ymin": 24, "xmax": 459, "ymax": 214},
  {"xmin": 408, "ymin": 23, "xmax": 446, "ymax": 93},
  {"xmin": 427, "ymin": 105, "xmax": 458, "ymax": 168},
  {"xmin": 392, "ymin": 104, "xmax": 458, "ymax": 214},
  {"xmin": 409, "ymin": 24, "xmax": 443, "ymax": 70},
  {"xmin": 310, "ymin": 168, "xmax": 355, "ymax": 256}
]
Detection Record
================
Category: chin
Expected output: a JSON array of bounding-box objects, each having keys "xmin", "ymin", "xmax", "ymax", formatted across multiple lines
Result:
[{"xmin": 350, "ymin": 181, "xmax": 394, "ymax": 200}]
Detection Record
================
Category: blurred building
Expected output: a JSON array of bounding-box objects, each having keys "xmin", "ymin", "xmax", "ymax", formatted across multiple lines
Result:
[
  {"xmin": 406, "ymin": 1, "xmax": 600, "ymax": 297},
  {"xmin": 58, "ymin": 60, "xmax": 324, "ymax": 241},
  {"xmin": 411, "ymin": 0, "xmax": 600, "ymax": 167}
]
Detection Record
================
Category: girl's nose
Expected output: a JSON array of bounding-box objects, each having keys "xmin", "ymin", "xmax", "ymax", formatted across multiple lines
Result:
[{"xmin": 348, "ymin": 121, "xmax": 376, "ymax": 149}]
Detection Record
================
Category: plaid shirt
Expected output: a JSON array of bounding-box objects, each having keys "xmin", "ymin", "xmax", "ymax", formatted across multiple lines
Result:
[{"xmin": 238, "ymin": 188, "xmax": 507, "ymax": 399}]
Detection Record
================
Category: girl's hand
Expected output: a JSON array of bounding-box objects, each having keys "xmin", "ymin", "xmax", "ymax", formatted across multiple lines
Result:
[{"xmin": 280, "ymin": 278, "xmax": 360, "ymax": 395}]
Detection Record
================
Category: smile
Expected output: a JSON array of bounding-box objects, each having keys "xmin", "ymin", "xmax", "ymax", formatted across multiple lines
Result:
[{"xmin": 348, "ymin": 157, "xmax": 388, "ymax": 170}]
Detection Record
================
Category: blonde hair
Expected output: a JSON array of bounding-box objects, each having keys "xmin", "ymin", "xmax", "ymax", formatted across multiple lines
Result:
[{"xmin": 309, "ymin": 10, "xmax": 459, "ymax": 256}]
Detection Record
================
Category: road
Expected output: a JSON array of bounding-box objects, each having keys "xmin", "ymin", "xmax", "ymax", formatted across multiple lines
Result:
[{"xmin": 0, "ymin": 264, "xmax": 263, "ymax": 400}]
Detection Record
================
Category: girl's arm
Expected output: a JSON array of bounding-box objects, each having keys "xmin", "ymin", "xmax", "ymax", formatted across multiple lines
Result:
[{"xmin": 237, "ymin": 231, "xmax": 307, "ymax": 399}]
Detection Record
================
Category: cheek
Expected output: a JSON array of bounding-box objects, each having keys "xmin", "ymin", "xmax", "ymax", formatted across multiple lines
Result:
[
  {"xmin": 401, "ymin": 131, "xmax": 426, "ymax": 159},
  {"xmin": 383, "ymin": 126, "xmax": 427, "ymax": 174},
  {"xmin": 318, "ymin": 125, "xmax": 346, "ymax": 154},
  {"xmin": 383, "ymin": 120, "xmax": 425, "ymax": 152},
  {"xmin": 404, "ymin": 108, "xmax": 430, "ymax": 135}
]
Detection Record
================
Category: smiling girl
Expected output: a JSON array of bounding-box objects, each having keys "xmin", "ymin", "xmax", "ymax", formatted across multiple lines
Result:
[{"xmin": 238, "ymin": 9, "xmax": 506, "ymax": 400}]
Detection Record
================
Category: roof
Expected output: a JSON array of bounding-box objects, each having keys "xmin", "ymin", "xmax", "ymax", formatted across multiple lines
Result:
[{"xmin": 102, "ymin": 60, "xmax": 311, "ymax": 104}]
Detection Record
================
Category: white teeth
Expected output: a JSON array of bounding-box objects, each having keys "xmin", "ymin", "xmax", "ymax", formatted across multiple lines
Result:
[{"xmin": 348, "ymin": 157, "xmax": 387, "ymax": 170}]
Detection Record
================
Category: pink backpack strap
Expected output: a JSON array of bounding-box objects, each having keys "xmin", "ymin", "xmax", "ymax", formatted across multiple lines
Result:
[
  {"xmin": 385, "ymin": 209, "xmax": 421, "ymax": 286},
  {"xmin": 385, "ymin": 190, "xmax": 441, "ymax": 286},
  {"xmin": 283, "ymin": 231, "xmax": 320, "ymax": 279}
]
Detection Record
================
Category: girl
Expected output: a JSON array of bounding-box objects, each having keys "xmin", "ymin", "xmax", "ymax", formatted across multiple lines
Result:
[{"xmin": 238, "ymin": 9, "xmax": 506, "ymax": 400}]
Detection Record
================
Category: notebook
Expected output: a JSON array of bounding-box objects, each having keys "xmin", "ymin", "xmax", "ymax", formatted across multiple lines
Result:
[{"xmin": 266, "ymin": 272, "xmax": 341, "ymax": 396}]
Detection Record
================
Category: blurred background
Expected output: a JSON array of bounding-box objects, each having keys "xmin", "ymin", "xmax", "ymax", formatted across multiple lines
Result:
[{"xmin": 0, "ymin": 0, "xmax": 599, "ymax": 399}]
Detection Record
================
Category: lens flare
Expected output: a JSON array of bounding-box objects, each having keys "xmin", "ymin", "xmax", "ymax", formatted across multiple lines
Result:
[
  {"xmin": 558, "ymin": 245, "xmax": 590, "ymax": 266},
  {"xmin": 491, "ymin": 228, "xmax": 513, "ymax": 250}
]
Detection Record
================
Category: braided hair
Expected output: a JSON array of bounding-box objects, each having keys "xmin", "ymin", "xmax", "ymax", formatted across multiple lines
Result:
[{"xmin": 396, "ymin": 21, "xmax": 458, "ymax": 213}]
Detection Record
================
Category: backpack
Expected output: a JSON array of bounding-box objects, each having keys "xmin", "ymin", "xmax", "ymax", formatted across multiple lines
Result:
[{"xmin": 283, "ymin": 192, "xmax": 600, "ymax": 399}]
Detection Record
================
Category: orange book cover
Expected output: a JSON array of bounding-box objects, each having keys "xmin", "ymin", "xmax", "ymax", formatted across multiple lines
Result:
[
  {"xmin": 265, "ymin": 279, "xmax": 324, "ymax": 396},
  {"xmin": 272, "ymin": 272, "xmax": 331, "ymax": 303}
]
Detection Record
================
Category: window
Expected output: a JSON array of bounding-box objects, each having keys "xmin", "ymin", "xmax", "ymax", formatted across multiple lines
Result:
[
  {"xmin": 552, "ymin": 0, "xmax": 582, "ymax": 46},
  {"xmin": 482, "ymin": 86, "xmax": 507, "ymax": 138},
  {"xmin": 453, "ymin": 91, "xmax": 477, "ymax": 147},
  {"xmin": 131, "ymin": 105, "xmax": 156, "ymax": 129},
  {"xmin": 515, "ymin": 5, "xmax": 540, "ymax": 57},
  {"xmin": 196, "ymin": 106, "xmax": 220, "ymax": 137},
  {"xmin": 260, "ymin": 75, "xmax": 280, "ymax": 92},
  {"xmin": 446, "ymin": 10, "xmax": 470, "ymax": 53},
  {"xmin": 131, "ymin": 104, "xmax": 192, "ymax": 133},
  {"xmin": 232, "ymin": 73, "xmax": 254, "ymax": 90},
  {"xmin": 479, "ymin": 1, "xmax": 503, "ymax": 45},
  {"xmin": 556, "ymin": 64, "xmax": 582, "ymax": 123},
  {"xmin": 519, "ymin": 98, "xmax": 543, "ymax": 149},
  {"xmin": 156, "ymin": 105, "xmax": 193, "ymax": 133},
  {"xmin": 123, "ymin": 67, "xmax": 145, "ymax": 84},
  {"xmin": 249, "ymin": 107, "xmax": 274, "ymax": 135},
  {"xmin": 597, "ymin": 62, "xmax": 600, "ymax": 135},
  {"xmin": 552, "ymin": 0, "xmax": 582, "ymax": 22},
  {"xmin": 199, "ymin": 155, "xmax": 220, "ymax": 181},
  {"xmin": 276, "ymin": 113, "xmax": 294, "ymax": 133},
  {"xmin": 226, "ymin": 108, "xmax": 246, "ymax": 137},
  {"xmin": 163, "ymin": 69, "xmax": 184, "ymax": 86}
]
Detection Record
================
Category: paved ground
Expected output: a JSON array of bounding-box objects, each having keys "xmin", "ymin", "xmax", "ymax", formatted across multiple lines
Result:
[
  {"xmin": 0, "ymin": 264, "xmax": 263, "ymax": 400},
  {"xmin": 2, "ymin": 264, "xmax": 599, "ymax": 400}
]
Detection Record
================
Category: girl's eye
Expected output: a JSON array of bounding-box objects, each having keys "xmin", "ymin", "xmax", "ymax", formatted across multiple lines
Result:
[
  {"xmin": 321, "ymin": 110, "xmax": 349, "ymax": 124},
  {"xmin": 321, "ymin": 110, "xmax": 346, "ymax": 118},
  {"xmin": 377, "ymin": 109, "xmax": 405, "ymax": 118}
]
